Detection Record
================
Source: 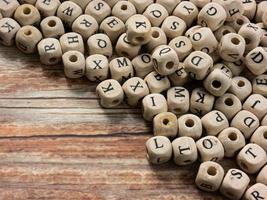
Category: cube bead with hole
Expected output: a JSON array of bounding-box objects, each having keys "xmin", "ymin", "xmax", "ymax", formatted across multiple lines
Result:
[
  {"xmin": 62, "ymin": 51, "xmax": 85, "ymax": 79},
  {"xmin": 237, "ymin": 143, "xmax": 267, "ymax": 174},
  {"xmin": 214, "ymin": 25, "xmax": 236, "ymax": 41},
  {"xmin": 172, "ymin": 136, "xmax": 198, "ymax": 166},
  {"xmin": 40, "ymin": 16, "xmax": 65, "ymax": 38},
  {"xmin": 169, "ymin": 36, "xmax": 193, "ymax": 61},
  {"xmin": 60, "ymin": 32, "xmax": 84, "ymax": 54},
  {"xmin": 132, "ymin": 54, "xmax": 154, "ymax": 79},
  {"xmin": 177, "ymin": 114, "xmax": 202, "ymax": 140},
  {"xmin": 35, "ymin": 0, "xmax": 60, "ymax": 17},
  {"xmin": 195, "ymin": 161, "xmax": 224, "ymax": 192},
  {"xmin": 85, "ymin": 0, "xmax": 110, "ymax": 24},
  {"xmin": 245, "ymin": 47, "xmax": 267, "ymax": 76},
  {"xmin": 161, "ymin": 16, "xmax": 186, "ymax": 40},
  {"xmin": 57, "ymin": 1, "xmax": 82, "ymax": 27},
  {"xmin": 145, "ymin": 27, "xmax": 167, "ymax": 53},
  {"xmin": 14, "ymin": 4, "xmax": 41, "ymax": 26},
  {"xmin": 88, "ymin": 33, "xmax": 113, "ymax": 58},
  {"xmin": 226, "ymin": 14, "xmax": 250, "ymax": 32},
  {"xmin": 243, "ymin": 183, "xmax": 267, "ymax": 200},
  {"xmin": 220, "ymin": 168, "xmax": 250, "ymax": 200},
  {"xmin": 15, "ymin": 25, "xmax": 42, "ymax": 54},
  {"xmin": 128, "ymin": 0, "xmax": 153, "ymax": 14},
  {"xmin": 142, "ymin": 93, "xmax": 168, "ymax": 121},
  {"xmin": 0, "ymin": 17, "xmax": 21, "ymax": 46},
  {"xmin": 153, "ymin": 112, "xmax": 178, "ymax": 138},
  {"xmin": 242, "ymin": 0, "xmax": 256, "ymax": 20},
  {"xmin": 85, "ymin": 54, "xmax": 109, "ymax": 82},
  {"xmin": 144, "ymin": 71, "xmax": 170, "ymax": 94},
  {"xmin": 143, "ymin": 3, "xmax": 168, "ymax": 27},
  {"xmin": 251, "ymin": 126, "xmax": 267, "ymax": 152},
  {"xmin": 196, "ymin": 136, "xmax": 224, "ymax": 162},
  {"xmin": 218, "ymin": 127, "xmax": 246, "ymax": 158},
  {"xmin": 112, "ymin": 1, "xmax": 136, "ymax": 23},
  {"xmin": 168, "ymin": 63, "xmax": 189, "ymax": 87},
  {"xmin": 253, "ymin": 75, "xmax": 267, "ymax": 98},
  {"xmin": 122, "ymin": 77, "xmax": 149, "ymax": 107},
  {"xmin": 145, "ymin": 136, "xmax": 172, "ymax": 164},
  {"xmin": 243, "ymin": 94, "xmax": 267, "ymax": 120},
  {"xmin": 0, "ymin": 0, "xmax": 19, "ymax": 17},
  {"xmin": 167, "ymin": 87, "xmax": 189, "ymax": 116},
  {"xmin": 229, "ymin": 76, "xmax": 252, "ymax": 102},
  {"xmin": 257, "ymin": 165, "xmax": 267, "ymax": 185},
  {"xmin": 125, "ymin": 14, "xmax": 151, "ymax": 46},
  {"xmin": 156, "ymin": 0, "xmax": 180, "ymax": 14}
]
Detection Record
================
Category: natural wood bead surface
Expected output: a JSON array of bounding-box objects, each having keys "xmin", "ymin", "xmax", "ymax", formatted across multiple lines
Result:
[
  {"xmin": 168, "ymin": 63, "xmax": 189, "ymax": 86},
  {"xmin": 0, "ymin": 17, "xmax": 21, "ymax": 46},
  {"xmin": 190, "ymin": 0, "xmax": 209, "ymax": 8},
  {"xmin": 14, "ymin": 4, "xmax": 41, "ymax": 26},
  {"xmin": 257, "ymin": 165, "xmax": 267, "ymax": 185},
  {"xmin": 172, "ymin": 136, "xmax": 198, "ymax": 166},
  {"xmin": 143, "ymin": 3, "xmax": 168, "ymax": 27},
  {"xmin": 253, "ymin": 74, "xmax": 267, "ymax": 98},
  {"xmin": 217, "ymin": 127, "xmax": 246, "ymax": 158},
  {"xmin": 35, "ymin": 0, "xmax": 60, "ymax": 17},
  {"xmin": 177, "ymin": 114, "xmax": 202, "ymax": 140},
  {"xmin": 242, "ymin": 0, "xmax": 256, "ymax": 20},
  {"xmin": 212, "ymin": 63, "xmax": 233, "ymax": 79},
  {"xmin": 60, "ymin": 32, "xmax": 84, "ymax": 54},
  {"xmin": 112, "ymin": 1, "xmax": 136, "ymax": 23},
  {"xmin": 226, "ymin": 14, "xmax": 250, "ymax": 32},
  {"xmin": 85, "ymin": 0, "xmax": 111, "ymax": 24},
  {"xmin": 15, "ymin": 25, "xmax": 42, "ymax": 54},
  {"xmin": 144, "ymin": 71, "xmax": 170, "ymax": 94},
  {"xmin": 250, "ymin": 126, "xmax": 267, "ymax": 152},
  {"xmin": 88, "ymin": 33, "xmax": 113, "ymax": 58},
  {"xmin": 223, "ymin": 59, "xmax": 245, "ymax": 77},
  {"xmin": 115, "ymin": 33, "xmax": 140, "ymax": 59},
  {"xmin": 40, "ymin": 16, "xmax": 65, "ymax": 39},
  {"xmin": 145, "ymin": 27, "xmax": 167, "ymax": 53},
  {"xmin": 255, "ymin": 1, "xmax": 267, "ymax": 22},
  {"xmin": 57, "ymin": 1, "xmax": 82, "ymax": 27},
  {"xmin": 243, "ymin": 183, "xmax": 267, "ymax": 200},
  {"xmin": 156, "ymin": 0, "xmax": 180, "ymax": 14},
  {"xmin": 169, "ymin": 36, "xmax": 193, "ymax": 61},
  {"xmin": 195, "ymin": 161, "xmax": 224, "ymax": 192},
  {"xmin": 0, "ymin": 0, "xmax": 19, "ymax": 17},
  {"xmin": 185, "ymin": 25, "xmax": 201, "ymax": 38},
  {"xmin": 128, "ymin": 0, "xmax": 153, "ymax": 14},
  {"xmin": 229, "ymin": 76, "xmax": 252, "ymax": 102},
  {"xmin": 85, "ymin": 54, "xmax": 109, "ymax": 82},
  {"xmin": 245, "ymin": 47, "xmax": 267, "ymax": 76},
  {"xmin": 214, "ymin": 25, "xmax": 236, "ymax": 41},
  {"xmin": 220, "ymin": 168, "xmax": 250, "ymax": 200},
  {"xmin": 243, "ymin": 94, "xmax": 267, "ymax": 120},
  {"xmin": 153, "ymin": 112, "xmax": 178, "ymax": 138},
  {"xmin": 69, "ymin": 0, "xmax": 91, "ymax": 11},
  {"xmin": 145, "ymin": 136, "xmax": 172, "ymax": 165},
  {"xmin": 161, "ymin": 16, "xmax": 186, "ymax": 39},
  {"xmin": 132, "ymin": 53, "xmax": 154, "ymax": 79},
  {"xmin": 142, "ymin": 93, "xmax": 168, "ymax": 121}
]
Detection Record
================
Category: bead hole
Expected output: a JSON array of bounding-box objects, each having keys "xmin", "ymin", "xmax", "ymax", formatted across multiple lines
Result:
[
  {"xmin": 231, "ymin": 37, "xmax": 240, "ymax": 45},
  {"xmin": 24, "ymin": 30, "xmax": 32, "ymax": 36},
  {"xmin": 224, "ymin": 98, "xmax": 234, "ymax": 106},
  {"xmin": 162, "ymin": 118, "xmax": 169, "ymax": 126},
  {"xmin": 237, "ymin": 80, "xmax": 245, "ymax": 87},
  {"xmin": 212, "ymin": 80, "xmax": 221, "ymax": 89},
  {"xmin": 49, "ymin": 57, "xmax": 57, "ymax": 63},
  {"xmin": 207, "ymin": 166, "xmax": 217, "ymax": 176},
  {"xmin": 48, "ymin": 20, "xmax": 56, "ymax": 27},
  {"xmin": 152, "ymin": 31, "xmax": 159, "ymax": 38},
  {"xmin": 121, "ymin": 4, "xmax": 127, "ymax": 10},
  {"xmin": 23, "ymin": 7, "xmax": 31, "ymax": 15},
  {"xmin": 69, "ymin": 55, "xmax": 78, "ymax": 62},
  {"xmin": 166, "ymin": 62, "xmax": 174, "ymax": 69},
  {"xmin": 185, "ymin": 119, "xmax": 195, "ymax": 128},
  {"xmin": 228, "ymin": 132, "xmax": 237, "ymax": 141},
  {"xmin": 236, "ymin": 19, "xmax": 244, "ymax": 25}
]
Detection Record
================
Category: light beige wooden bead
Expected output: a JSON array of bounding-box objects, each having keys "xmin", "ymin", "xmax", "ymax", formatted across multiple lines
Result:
[
  {"xmin": 243, "ymin": 94, "xmax": 267, "ymax": 120},
  {"xmin": 255, "ymin": 1, "xmax": 267, "ymax": 22},
  {"xmin": 37, "ymin": 38, "xmax": 62, "ymax": 65},
  {"xmin": 177, "ymin": 114, "xmax": 202, "ymax": 140},
  {"xmin": 112, "ymin": 1, "xmax": 136, "ymax": 23},
  {"xmin": 85, "ymin": 54, "xmax": 109, "ymax": 82},
  {"xmin": 169, "ymin": 36, "xmax": 193, "ymax": 61},
  {"xmin": 184, "ymin": 51, "xmax": 213, "ymax": 80},
  {"xmin": 0, "ymin": 17, "xmax": 21, "ymax": 46},
  {"xmin": 253, "ymin": 75, "xmax": 267, "ymax": 98},
  {"xmin": 173, "ymin": 1, "xmax": 199, "ymax": 27},
  {"xmin": 195, "ymin": 161, "xmax": 224, "ymax": 192},
  {"xmin": 14, "ymin": 4, "xmax": 41, "ymax": 26},
  {"xmin": 145, "ymin": 27, "xmax": 167, "ymax": 53},
  {"xmin": 223, "ymin": 59, "xmax": 245, "ymax": 76},
  {"xmin": 161, "ymin": 16, "xmax": 186, "ymax": 39},
  {"xmin": 85, "ymin": 0, "xmax": 111, "ymax": 24},
  {"xmin": 109, "ymin": 57, "xmax": 134, "ymax": 84},
  {"xmin": 115, "ymin": 33, "xmax": 140, "ymax": 59},
  {"xmin": 156, "ymin": 0, "xmax": 180, "ymax": 14},
  {"xmin": 190, "ymin": 0, "xmax": 210, "ymax": 8},
  {"xmin": 190, "ymin": 87, "xmax": 215, "ymax": 116},
  {"xmin": 132, "ymin": 53, "xmax": 154, "ymax": 79},
  {"xmin": 168, "ymin": 63, "xmax": 189, "ymax": 86},
  {"xmin": 184, "ymin": 25, "xmax": 201, "ymax": 38},
  {"xmin": 257, "ymin": 165, "xmax": 267, "ymax": 185},
  {"xmin": 242, "ymin": 0, "xmax": 256, "ymax": 20},
  {"xmin": 244, "ymin": 183, "xmax": 267, "ymax": 200},
  {"xmin": 0, "ymin": 0, "xmax": 19, "ymax": 17},
  {"xmin": 40, "ymin": 16, "xmax": 65, "ymax": 39},
  {"xmin": 196, "ymin": 136, "xmax": 224, "ymax": 162},
  {"xmin": 145, "ymin": 136, "xmax": 172, "ymax": 164},
  {"xmin": 226, "ymin": 14, "xmax": 250, "ymax": 32},
  {"xmin": 96, "ymin": 79, "xmax": 124, "ymax": 108},
  {"xmin": 197, "ymin": 2, "xmax": 227, "ymax": 31},
  {"xmin": 57, "ymin": 1, "xmax": 82, "ymax": 27},
  {"xmin": 62, "ymin": 51, "xmax": 85, "ymax": 79},
  {"xmin": 218, "ymin": 127, "xmax": 246, "ymax": 158},
  {"xmin": 142, "ymin": 93, "xmax": 168, "ymax": 121},
  {"xmin": 167, "ymin": 86, "xmax": 189, "ymax": 116},
  {"xmin": 128, "ymin": 0, "xmax": 153, "ymax": 14},
  {"xmin": 15, "ymin": 25, "xmax": 42, "ymax": 54},
  {"xmin": 229, "ymin": 76, "xmax": 252, "ymax": 102},
  {"xmin": 172, "ymin": 136, "xmax": 198, "ymax": 165},
  {"xmin": 214, "ymin": 25, "xmax": 236, "ymax": 41},
  {"xmin": 69, "ymin": 0, "xmax": 91, "ymax": 11},
  {"xmin": 245, "ymin": 47, "xmax": 267, "ymax": 76},
  {"xmin": 153, "ymin": 112, "xmax": 177, "ymax": 138},
  {"xmin": 144, "ymin": 71, "xmax": 170, "ymax": 94},
  {"xmin": 88, "ymin": 33, "xmax": 113, "ymax": 58},
  {"xmin": 251, "ymin": 126, "xmax": 267, "ymax": 152},
  {"xmin": 35, "ymin": 0, "xmax": 60, "ymax": 17},
  {"xmin": 212, "ymin": 63, "xmax": 233, "ymax": 78},
  {"xmin": 60, "ymin": 32, "xmax": 84, "ymax": 54},
  {"xmin": 143, "ymin": 3, "xmax": 168, "ymax": 27},
  {"xmin": 220, "ymin": 168, "xmax": 250, "ymax": 200}
]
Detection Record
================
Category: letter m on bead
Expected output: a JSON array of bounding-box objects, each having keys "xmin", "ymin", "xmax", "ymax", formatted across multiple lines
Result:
[{"xmin": 63, "ymin": 6, "xmax": 74, "ymax": 16}]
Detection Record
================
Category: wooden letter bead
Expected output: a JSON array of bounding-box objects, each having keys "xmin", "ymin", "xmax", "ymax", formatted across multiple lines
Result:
[
  {"xmin": 153, "ymin": 112, "xmax": 178, "ymax": 138},
  {"xmin": 128, "ymin": 0, "xmax": 153, "ymax": 14},
  {"xmin": 112, "ymin": 1, "xmax": 136, "ymax": 23},
  {"xmin": 60, "ymin": 32, "xmax": 84, "ymax": 54},
  {"xmin": 195, "ymin": 161, "xmax": 224, "ymax": 192},
  {"xmin": 37, "ymin": 38, "xmax": 62, "ymax": 65},
  {"xmin": 85, "ymin": 0, "xmax": 111, "ymax": 24},
  {"xmin": 242, "ymin": 0, "xmax": 256, "ymax": 20},
  {"xmin": 218, "ymin": 33, "xmax": 246, "ymax": 62},
  {"xmin": 243, "ymin": 183, "xmax": 267, "ymax": 200},
  {"xmin": 197, "ymin": 2, "xmax": 226, "ymax": 31},
  {"xmin": 145, "ymin": 136, "xmax": 172, "ymax": 164},
  {"xmin": 14, "ymin": 4, "xmax": 41, "ymax": 26},
  {"xmin": 161, "ymin": 16, "xmax": 186, "ymax": 39},
  {"xmin": 245, "ymin": 47, "xmax": 267, "ymax": 76},
  {"xmin": 88, "ymin": 33, "xmax": 113, "ymax": 58},
  {"xmin": 172, "ymin": 136, "xmax": 198, "ymax": 166},
  {"xmin": 201, "ymin": 110, "xmax": 229, "ymax": 136},
  {"xmin": 35, "ymin": 0, "xmax": 60, "ymax": 17},
  {"xmin": 214, "ymin": 25, "xmax": 236, "ymax": 41},
  {"xmin": 196, "ymin": 136, "xmax": 224, "ymax": 162},
  {"xmin": 145, "ymin": 27, "xmax": 167, "ymax": 53},
  {"xmin": 218, "ymin": 127, "xmax": 246, "ymax": 158},
  {"xmin": 184, "ymin": 51, "xmax": 213, "ymax": 80},
  {"xmin": 251, "ymin": 126, "xmax": 267, "ymax": 152},
  {"xmin": 168, "ymin": 63, "xmax": 189, "ymax": 87},
  {"xmin": 85, "ymin": 54, "xmax": 109, "ymax": 82},
  {"xmin": 257, "ymin": 165, "xmax": 267, "ymax": 185},
  {"xmin": 220, "ymin": 168, "xmax": 250, "ymax": 200},
  {"xmin": 144, "ymin": 71, "xmax": 170, "ymax": 94},
  {"xmin": 226, "ymin": 14, "xmax": 250, "ymax": 32},
  {"xmin": 40, "ymin": 16, "xmax": 65, "ymax": 39},
  {"xmin": 15, "ymin": 25, "xmax": 42, "ymax": 54},
  {"xmin": 229, "ymin": 76, "xmax": 252, "ymax": 102},
  {"xmin": 143, "ymin": 3, "xmax": 168, "ymax": 27},
  {"xmin": 72, "ymin": 15, "xmax": 99, "ymax": 41},
  {"xmin": 185, "ymin": 25, "xmax": 201, "ymax": 38},
  {"xmin": 237, "ymin": 143, "xmax": 267, "ymax": 174},
  {"xmin": 156, "ymin": 0, "xmax": 180, "ymax": 14},
  {"xmin": 253, "ymin": 75, "xmax": 267, "ymax": 98},
  {"xmin": 167, "ymin": 87, "xmax": 189, "ymax": 116},
  {"xmin": 125, "ymin": 14, "xmax": 151, "ymax": 46},
  {"xmin": 132, "ymin": 53, "xmax": 154, "ymax": 79},
  {"xmin": 243, "ymin": 94, "xmax": 267, "ymax": 120},
  {"xmin": 122, "ymin": 77, "xmax": 149, "ymax": 107},
  {"xmin": 0, "ymin": 17, "xmax": 21, "ymax": 46},
  {"xmin": 57, "ymin": 1, "xmax": 82, "ymax": 27},
  {"xmin": 0, "ymin": 0, "xmax": 19, "ymax": 17},
  {"xmin": 62, "ymin": 51, "xmax": 85, "ymax": 79},
  {"xmin": 96, "ymin": 79, "xmax": 124, "ymax": 108},
  {"xmin": 177, "ymin": 114, "xmax": 202, "ymax": 140},
  {"xmin": 169, "ymin": 36, "xmax": 193, "ymax": 61},
  {"xmin": 190, "ymin": 87, "xmax": 215, "ymax": 116}
]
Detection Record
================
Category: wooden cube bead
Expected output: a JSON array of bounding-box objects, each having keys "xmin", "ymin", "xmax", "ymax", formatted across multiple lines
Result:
[
  {"xmin": 223, "ymin": 59, "xmax": 245, "ymax": 77},
  {"xmin": 15, "ymin": 25, "xmax": 42, "ymax": 54},
  {"xmin": 57, "ymin": 1, "xmax": 82, "ymax": 27},
  {"xmin": 218, "ymin": 127, "xmax": 246, "ymax": 158},
  {"xmin": 153, "ymin": 112, "xmax": 178, "ymax": 138},
  {"xmin": 0, "ymin": 0, "xmax": 19, "ymax": 17},
  {"xmin": 0, "ymin": 17, "xmax": 21, "ymax": 46},
  {"xmin": 112, "ymin": 1, "xmax": 136, "ymax": 23},
  {"xmin": 226, "ymin": 14, "xmax": 250, "ymax": 32},
  {"xmin": 122, "ymin": 77, "xmax": 149, "ymax": 107},
  {"xmin": 251, "ymin": 126, "xmax": 267, "ymax": 152},
  {"xmin": 145, "ymin": 27, "xmax": 167, "ymax": 53},
  {"xmin": 244, "ymin": 183, "xmax": 267, "ymax": 200},
  {"xmin": 35, "ymin": 0, "xmax": 60, "ymax": 17},
  {"xmin": 168, "ymin": 63, "xmax": 189, "ymax": 87},
  {"xmin": 229, "ymin": 76, "xmax": 252, "ymax": 102},
  {"xmin": 62, "ymin": 51, "xmax": 85, "ymax": 79},
  {"xmin": 145, "ymin": 136, "xmax": 172, "ymax": 164},
  {"xmin": 144, "ymin": 71, "xmax": 170, "ymax": 94},
  {"xmin": 243, "ymin": 94, "xmax": 267, "ymax": 120},
  {"xmin": 60, "ymin": 32, "xmax": 84, "ymax": 54},
  {"xmin": 96, "ymin": 79, "xmax": 124, "ymax": 108},
  {"xmin": 132, "ymin": 53, "xmax": 154, "ymax": 79},
  {"xmin": 142, "ymin": 93, "xmax": 167, "ymax": 121},
  {"xmin": 84, "ymin": 0, "xmax": 110, "ymax": 24},
  {"xmin": 40, "ymin": 16, "xmax": 65, "ymax": 39},
  {"xmin": 128, "ymin": 0, "xmax": 153, "ymax": 14},
  {"xmin": 242, "ymin": 0, "xmax": 256, "ymax": 20},
  {"xmin": 245, "ymin": 47, "xmax": 267, "ymax": 76},
  {"xmin": 255, "ymin": 1, "xmax": 267, "ymax": 22},
  {"xmin": 156, "ymin": 0, "xmax": 180, "ymax": 14},
  {"xmin": 143, "ymin": 3, "xmax": 168, "ymax": 27},
  {"xmin": 195, "ymin": 161, "xmax": 224, "ymax": 192},
  {"xmin": 196, "ymin": 136, "xmax": 224, "ymax": 162},
  {"xmin": 190, "ymin": 87, "xmax": 215, "ymax": 116},
  {"xmin": 69, "ymin": 0, "xmax": 91, "ymax": 11},
  {"xmin": 85, "ymin": 54, "xmax": 109, "ymax": 82},
  {"xmin": 214, "ymin": 25, "xmax": 236, "ymax": 41},
  {"xmin": 253, "ymin": 75, "xmax": 267, "ymax": 98},
  {"xmin": 88, "ymin": 33, "xmax": 113, "ymax": 58},
  {"xmin": 177, "ymin": 114, "xmax": 202, "ymax": 140},
  {"xmin": 173, "ymin": 1, "xmax": 199, "ymax": 27},
  {"xmin": 172, "ymin": 136, "xmax": 198, "ymax": 166},
  {"xmin": 161, "ymin": 16, "xmax": 186, "ymax": 40},
  {"xmin": 212, "ymin": 63, "xmax": 233, "ymax": 79},
  {"xmin": 257, "ymin": 165, "xmax": 267, "ymax": 185},
  {"xmin": 14, "ymin": 4, "xmax": 41, "ymax": 26},
  {"xmin": 237, "ymin": 143, "xmax": 267, "ymax": 174},
  {"xmin": 37, "ymin": 38, "xmax": 62, "ymax": 65},
  {"xmin": 220, "ymin": 168, "xmax": 250, "ymax": 200},
  {"xmin": 169, "ymin": 36, "xmax": 193, "ymax": 61}
]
